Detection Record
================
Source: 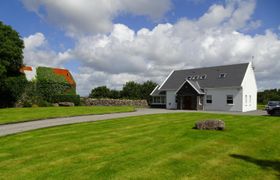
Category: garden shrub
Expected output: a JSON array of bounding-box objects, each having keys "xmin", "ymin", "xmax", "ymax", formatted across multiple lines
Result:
[
  {"xmin": 16, "ymin": 81, "xmax": 51, "ymax": 107},
  {"xmin": 49, "ymin": 95, "xmax": 80, "ymax": 105}
]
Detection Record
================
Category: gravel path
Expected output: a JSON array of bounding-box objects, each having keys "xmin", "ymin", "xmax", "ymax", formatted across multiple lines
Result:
[{"xmin": 0, "ymin": 108, "xmax": 266, "ymax": 137}]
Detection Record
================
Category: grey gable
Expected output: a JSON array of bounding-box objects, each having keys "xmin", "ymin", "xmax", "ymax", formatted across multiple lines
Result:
[
  {"xmin": 150, "ymin": 85, "xmax": 166, "ymax": 96},
  {"xmin": 159, "ymin": 63, "xmax": 249, "ymax": 90}
]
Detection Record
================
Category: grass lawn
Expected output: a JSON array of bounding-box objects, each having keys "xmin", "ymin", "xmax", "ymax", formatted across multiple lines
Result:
[
  {"xmin": 257, "ymin": 104, "xmax": 266, "ymax": 110},
  {"xmin": 0, "ymin": 106, "xmax": 135, "ymax": 125},
  {"xmin": 0, "ymin": 113, "xmax": 279, "ymax": 179}
]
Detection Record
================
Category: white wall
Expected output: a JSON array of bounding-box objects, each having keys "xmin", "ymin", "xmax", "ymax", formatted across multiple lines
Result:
[
  {"xmin": 241, "ymin": 62, "xmax": 257, "ymax": 112},
  {"xmin": 24, "ymin": 67, "xmax": 36, "ymax": 81},
  {"xmin": 166, "ymin": 90, "xmax": 177, "ymax": 109},
  {"xmin": 204, "ymin": 88, "xmax": 243, "ymax": 112}
]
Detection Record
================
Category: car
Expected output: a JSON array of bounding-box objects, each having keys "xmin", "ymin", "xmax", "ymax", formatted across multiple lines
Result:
[{"xmin": 265, "ymin": 101, "xmax": 280, "ymax": 115}]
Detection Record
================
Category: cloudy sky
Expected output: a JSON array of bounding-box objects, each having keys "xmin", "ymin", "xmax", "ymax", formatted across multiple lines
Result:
[{"xmin": 1, "ymin": 0, "xmax": 280, "ymax": 95}]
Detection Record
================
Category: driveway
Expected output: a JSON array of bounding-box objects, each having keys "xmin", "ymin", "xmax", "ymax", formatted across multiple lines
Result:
[{"xmin": 0, "ymin": 108, "xmax": 267, "ymax": 137}]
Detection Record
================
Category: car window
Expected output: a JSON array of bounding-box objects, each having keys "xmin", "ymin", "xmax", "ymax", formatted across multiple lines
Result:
[{"xmin": 268, "ymin": 101, "xmax": 280, "ymax": 106}]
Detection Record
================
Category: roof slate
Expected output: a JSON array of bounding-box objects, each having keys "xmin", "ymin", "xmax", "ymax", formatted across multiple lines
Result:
[{"xmin": 159, "ymin": 63, "xmax": 249, "ymax": 90}]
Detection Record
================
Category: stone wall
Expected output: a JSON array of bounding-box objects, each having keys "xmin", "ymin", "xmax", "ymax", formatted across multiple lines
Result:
[{"xmin": 83, "ymin": 98, "xmax": 148, "ymax": 107}]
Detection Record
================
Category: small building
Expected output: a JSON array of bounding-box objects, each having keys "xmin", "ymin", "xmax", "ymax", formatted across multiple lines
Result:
[
  {"xmin": 20, "ymin": 66, "xmax": 76, "ymax": 94},
  {"xmin": 150, "ymin": 62, "xmax": 257, "ymax": 112}
]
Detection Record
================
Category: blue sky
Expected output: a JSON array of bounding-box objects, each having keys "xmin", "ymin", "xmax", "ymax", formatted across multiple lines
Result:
[{"xmin": 0, "ymin": 0, "xmax": 280, "ymax": 95}]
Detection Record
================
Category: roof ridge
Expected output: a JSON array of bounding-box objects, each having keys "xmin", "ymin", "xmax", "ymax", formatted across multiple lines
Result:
[{"xmin": 174, "ymin": 62, "xmax": 249, "ymax": 72}]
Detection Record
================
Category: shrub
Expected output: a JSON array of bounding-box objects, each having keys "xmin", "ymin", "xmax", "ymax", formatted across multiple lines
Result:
[
  {"xmin": 2, "ymin": 75, "xmax": 27, "ymax": 107},
  {"xmin": 16, "ymin": 81, "xmax": 51, "ymax": 107},
  {"xmin": 49, "ymin": 95, "xmax": 80, "ymax": 106}
]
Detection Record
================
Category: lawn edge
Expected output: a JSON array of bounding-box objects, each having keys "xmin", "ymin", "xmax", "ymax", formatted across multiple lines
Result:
[{"xmin": 0, "ymin": 107, "xmax": 136, "ymax": 126}]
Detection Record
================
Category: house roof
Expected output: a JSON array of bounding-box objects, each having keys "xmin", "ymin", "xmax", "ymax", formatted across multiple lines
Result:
[
  {"xmin": 21, "ymin": 66, "xmax": 76, "ymax": 86},
  {"xmin": 150, "ymin": 85, "xmax": 166, "ymax": 96},
  {"xmin": 187, "ymin": 80, "xmax": 205, "ymax": 94},
  {"xmin": 53, "ymin": 68, "xmax": 76, "ymax": 86},
  {"xmin": 20, "ymin": 66, "xmax": 33, "ymax": 72},
  {"xmin": 159, "ymin": 62, "xmax": 249, "ymax": 90}
]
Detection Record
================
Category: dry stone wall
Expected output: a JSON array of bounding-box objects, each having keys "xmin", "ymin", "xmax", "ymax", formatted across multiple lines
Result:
[{"xmin": 83, "ymin": 98, "xmax": 148, "ymax": 107}]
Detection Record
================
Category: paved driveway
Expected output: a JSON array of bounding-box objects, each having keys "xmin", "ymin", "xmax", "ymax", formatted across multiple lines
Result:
[{"xmin": 0, "ymin": 108, "xmax": 267, "ymax": 137}]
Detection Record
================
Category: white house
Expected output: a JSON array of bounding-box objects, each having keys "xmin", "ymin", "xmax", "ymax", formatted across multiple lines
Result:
[{"xmin": 150, "ymin": 62, "xmax": 257, "ymax": 112}]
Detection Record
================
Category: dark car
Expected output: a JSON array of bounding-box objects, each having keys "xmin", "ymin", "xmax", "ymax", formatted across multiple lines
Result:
[{"xmin": 265, "ymin": 101, "xmax": 280, "ymax": 115}]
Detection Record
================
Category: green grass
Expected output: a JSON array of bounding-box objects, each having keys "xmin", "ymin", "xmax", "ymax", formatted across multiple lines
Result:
[
  {"xmin": 0, "ymin": 106, "xmax": 135, "ymax": 125},
  {"xmin": 0, "ymin": 113, "xmax": 279, "ymax": 179},
  {"xmin": 258, "ymin": 104, "xmax": 266, "ymax": 110}
]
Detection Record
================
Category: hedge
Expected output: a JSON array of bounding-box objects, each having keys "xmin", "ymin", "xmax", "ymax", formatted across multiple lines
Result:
[{"xmin": 49, "ymin": 95, "xmax": 80, "ymax": 106}]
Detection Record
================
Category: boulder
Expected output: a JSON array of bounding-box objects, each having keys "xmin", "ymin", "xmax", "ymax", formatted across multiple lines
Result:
[
  {"xmin": 194, "ymin": 120, "xmax": 225, "ymax": 130},
  {"xmin": 52, "ymin": 103, "xmax": 59, "ymax": 107},
  {"xmin": 58, "ymin": 102, "xmax": 75, "ymax": 107}
]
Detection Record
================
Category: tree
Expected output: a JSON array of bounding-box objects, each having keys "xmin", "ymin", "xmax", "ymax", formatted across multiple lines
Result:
[
  {"xmin": 140, "ymin": 81, "xmax": 158, "ymax": 103},
  {"xmin": 257, "ymin": 89, "xmax": 280, "ymax": 104},
  {"xmin": 0, "ymin": 21, "xmax": 27, "ymax": 107},
  {"xmin": 89, "ymin": 86, "xmax": 111, "ymax": 98},
  {"xmin": 121, "ymin": 81, "xmax": 141, "ymax": 99},
  {"xmin": 109, "ymin": 89, "xmax": 120, "ymax": 99}
]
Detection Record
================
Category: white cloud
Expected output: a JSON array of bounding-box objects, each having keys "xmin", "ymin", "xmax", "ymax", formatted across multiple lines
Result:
[
  {"xmin": 69, "ymin": 0, "xmax": 280, "ymax": 95},
  {"xmin": 23, "ymin": 32, "xmax": 73, "ymax": 67},
  {"xmin": 21, "ymin": 0, "xmax": 171, "ymax": 36},
  {"xmin": 22, "ymin": 0, "xmax": 280, "ymax": 96}
]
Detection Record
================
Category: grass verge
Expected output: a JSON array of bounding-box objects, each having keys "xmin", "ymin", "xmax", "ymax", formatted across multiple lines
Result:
[
  {"xmin": 0, "ymin": 106, "xmax": 135, "ymax": 125},
  {"xmin": 0, "ymin": 113, "xmax": 279, "ymax": 179},
  {"xmin": 257, "ymin": 104, "xmax": 266, "ymax": 110}
]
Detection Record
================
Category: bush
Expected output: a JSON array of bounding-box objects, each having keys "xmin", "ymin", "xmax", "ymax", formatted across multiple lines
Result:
[
  {"xmin": 49, "ymin": 95, "xmax": 81, "ymax": 106},
  {"xmin": 1, "ymin": 75, "xmax": 27, "ymax": 107},
  {"xmin": 16, "ymin": 81, "xmax": 51, "ymax": 107}
]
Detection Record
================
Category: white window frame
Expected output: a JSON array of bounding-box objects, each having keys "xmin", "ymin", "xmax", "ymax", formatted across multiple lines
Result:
[
  {"xmin": 206, "ymin": 95, "xmax": 212, "ymax": 104},
  {"xmin": 152, "ymin": 96, "xmax": 165, "ymax": 104}
]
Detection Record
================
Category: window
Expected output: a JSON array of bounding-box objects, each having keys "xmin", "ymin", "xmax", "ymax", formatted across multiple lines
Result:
[
  {"xmin": 161, "ymin": 96, "xmax": 166, "ymax": 104},
  {"xmin": 219, "ymin": 73, "xmax": 227, "ymax": 78},
  {"xmin": 153, "ymin": 97, "xmax": 160, "ymax": 103},
  {"xmin": 206, "ymin": 95, "xmax": 212, "ymax": 104},
  {"xmin": 200, "ymin": 74, "xmax": 207, "ymax": 80},
  {"xmin": 227, "ymin": 95, "xmax": 233, "ymax": 104},
  {"xmin": 249, "ymin": 95, "xmax": 251, "ymax": 106},
  {"xmin": 153, "ymin": 96, "xmax": 165, "ymax": 104},
  {"xmin": 192, "ymin": 75, "xmax": 199, "ymax": 80}
]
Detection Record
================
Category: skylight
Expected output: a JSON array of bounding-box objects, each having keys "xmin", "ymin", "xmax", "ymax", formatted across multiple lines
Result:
[
  {"xmin": 219, "ymin": 73, "xmax": 227, "ymax": 78},
  {"xmin": 200, "ymin": 74, "xmax": 207, "ymax": 80},
  {"xmin": 186, "ymin": 74, "xmax": 207, "ymax": 80}
]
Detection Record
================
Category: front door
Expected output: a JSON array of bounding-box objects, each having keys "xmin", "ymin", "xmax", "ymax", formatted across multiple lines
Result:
[{"xmin": 183, "ymin": 96, "xmax": 192, "ymax": 110}]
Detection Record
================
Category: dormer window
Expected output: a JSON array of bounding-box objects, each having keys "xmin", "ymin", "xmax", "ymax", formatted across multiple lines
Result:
[
  {"xmin": 192, "ymin": 75, "xmax": 199, "ymax": 80},
  {"xmin": 200, "ymin": 74, "xmax": 207, "ymax": 80},
  {"xmin": 219, "ymin": 73, "xmax": 227, "ymax": 78},
  {"xmin": 186, "ymin": 76, "xmax": 192, "ymax": 80}
]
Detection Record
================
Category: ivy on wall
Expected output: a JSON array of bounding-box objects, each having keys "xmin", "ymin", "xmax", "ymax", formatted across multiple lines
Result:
[{"xmin": 36, "ymin": 67, "xmax": 76, "ymax": 101}]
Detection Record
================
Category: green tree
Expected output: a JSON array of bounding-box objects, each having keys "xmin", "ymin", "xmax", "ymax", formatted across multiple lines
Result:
[
  {"xmin": 121, "ymin": 81, "xmax": 141, "ymax": 99},
  {"xmin": 140, "ymin": 81, "xmax": 158, "ymax": 103},
  {"xmin": 109, "ymin": 89, "xmax": 120, "ymax": 99},
  {"xmin": 89, "ymin": 86, "xmax": 111, "ymax": 99},
  {"xmin": 257, "ymin": 89, "xmax": 280, "ymax": 104},
  {"xmin": 0, "ymin": 21, "xmax": 27, "ymax": 107}
]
